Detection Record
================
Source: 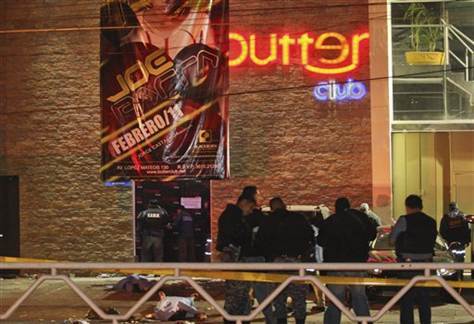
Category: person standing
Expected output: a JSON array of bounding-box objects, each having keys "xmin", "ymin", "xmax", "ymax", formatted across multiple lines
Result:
[
  {"xmin": 390, "ymin": 195, "xmax": 437, "ymax": 324},
  {"xmin": 240, "ymin": 186, "xmax": 276, "ymax": 324},
  {"xmin": 137, "ymin": 199, "xmax": 171, "ymax": 262},
  {"xmin": 310, "ymin": 204, "xmax": 331, "ymax": 263},
  {"xmin": 217, "ymin": 195, "xmax": 256, "ymax": 324},
  {"xmin": 194, "ymin": 201, "xmax": 211, "ymax": 262},
  {"xmin": 241, "ymin": 186, "xmax": 264, "ymax": 229},
  {"xmin": 309, "ymin": 204, "xmax": 331, "ymax": 311},
  {"xmin": 257, "ymin": 197, "xmax": 314, "ymax": 324},
  {"xmin": 360, "ymin": 203, "xmax": 382, "ymax": 227},
  {"xmin": 173, "ymin": 205, "xmax": 196, "ymax": 262},
  {"xmin": 440, "ymin": 202, "xmax": 470, "ymax": 272},
  {"xmin": 317, "ymin": 197, "xmax": 377, "ymax": 324}
]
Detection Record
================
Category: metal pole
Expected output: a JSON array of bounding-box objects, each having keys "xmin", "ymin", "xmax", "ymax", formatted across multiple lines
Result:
[{"xmin": 443, "ymin": 19, "xmax": 449, "ymax": 120}]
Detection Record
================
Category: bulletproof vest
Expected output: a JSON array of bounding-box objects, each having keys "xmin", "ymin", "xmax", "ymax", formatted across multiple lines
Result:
[
  {"xmin": 398, "ymin": 212, "xmax": 437, "ymax": 255},
  {"xmin": 446, "ymin": 216, "xmax": 466, "ymax": 230},
  {"xmin": 444, "ymin": 215, "xmax": 470, "ymax": 244},
  {"xmin": 141, "ymin": 207, "xmax": 168, "ymax": 236}
]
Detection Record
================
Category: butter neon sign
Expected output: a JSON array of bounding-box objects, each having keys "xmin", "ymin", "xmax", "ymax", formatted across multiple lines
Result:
[
  {"xmin": 229, "ymin": 32, "xmax": 369, "ymax": 75},
  {"xmin": 313, "ymin": 79, "xmax": 367, "ymax": 102}
]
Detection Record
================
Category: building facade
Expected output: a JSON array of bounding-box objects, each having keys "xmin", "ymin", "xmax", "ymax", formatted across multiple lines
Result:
[{"xmin": 0, "ymin": 0, "xmax": 472, "ymax": 261}]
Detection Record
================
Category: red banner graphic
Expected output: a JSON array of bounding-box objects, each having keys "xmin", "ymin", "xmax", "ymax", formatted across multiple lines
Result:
[{"xmin": 100, "ymin": 0, "xmax": 229, "ymax": 181}]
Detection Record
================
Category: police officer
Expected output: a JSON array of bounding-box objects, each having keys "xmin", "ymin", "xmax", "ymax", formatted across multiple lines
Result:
[
  {"xmin": 318, "ymin": 198, "xmax": 376, "ymax": 324},
  {"xmin": 440, "ymin": 202, "xmax": 470, "ymax": 255},
  {"xmin": 257, "ymin": 197, "xmax": 314, "ymax": 324},
  {"xmin": 240, "ymin": 186, "xmax": 276, "ymax": 324},
  {"xmin": 173, "ymin": 204, "xmax": 196, "ymax": 262},
  {"xmin": 137, "ymin": 199, "xmax": 171, "ymax": 262},
  {"xmin": 440, "ymin": 202, "xmax": 470, "ymax": 279},
  {"xmin": 390, "ymin": 195, "xmax": 437, "ymax": 324},
  {"xmin": 217, "ymin": 195, "xmax": 256, "ymax": 324}
]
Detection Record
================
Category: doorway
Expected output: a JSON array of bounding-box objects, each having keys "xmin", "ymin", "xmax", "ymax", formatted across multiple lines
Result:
[
  {"xmin": 392, "ymin": 132, "xmax": 474, "ymax": 263},
  {"xmin": 392, "ymin": 132, "xmax": 474, "ymax": 220},
  {"xmin": 134, "ymin": 180, "xmax": 211, "ymax": 263}
]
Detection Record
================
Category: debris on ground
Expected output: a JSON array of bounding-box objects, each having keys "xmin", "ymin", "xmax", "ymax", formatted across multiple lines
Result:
[
  {"xmin": 96, "ymin": 272, "xmax": 120, "ymax": 279},
  {"xmin": 65, "ymin": 307, "xmax": 144, "ymax": 324},
  {"xmin": 63, "ymin": 320, "xmax": 90, "ymax": 324},
  {"xmin": 114, "ymin": 275, "xmax": 157, "ymax": 293},
  {"xmin": 151, "ymin": 291, "xmax": 207, "ymax": 322},
  {"xmin": 85, "ymin": 306, "xmax": 120, "ymax": 320}
]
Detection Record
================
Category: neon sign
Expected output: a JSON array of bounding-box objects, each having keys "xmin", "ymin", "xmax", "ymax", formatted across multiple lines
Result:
[
  {"xmin": 313, "ymin": 79, "xmax": 367, "ymax": 102},
  {"xmin": 229, "ymin": 32, "xmax": 369, "ymax": 75}
]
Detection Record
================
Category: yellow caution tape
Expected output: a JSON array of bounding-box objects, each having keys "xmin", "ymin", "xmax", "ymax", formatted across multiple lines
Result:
[
  {"xmin": 2, "ymin": 256, "xmax": 473, "ymax": 289},
  {"xmin": 107, "ymin": 269, "xmax": 474, "ymax": 289},
  {"xmin": 0, "ymin": 256, "xmax": 55, "ymax": 263}
]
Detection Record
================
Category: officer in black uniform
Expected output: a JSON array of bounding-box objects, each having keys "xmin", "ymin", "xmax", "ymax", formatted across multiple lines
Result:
[
  {"xmin": 390, "ymin": 195, "xmax": 437, "ymax": 324},
  {"xmin": 137, "ymin": 199, "xmax": 171, "ymax": 262},
  {"xmin": 257, "ymin": 197, "xmax": 314, "ymax": 324},
  {"xmin": 217, "ymin": 195, "xmax": 256, "ymax": 324},
  {"xmin": 440, "ymin": 202, "xmax": 470, "ymax": 279},
  {"xmin": 440, "ymin": 203, "xmax": 470, "ymax": 256}
]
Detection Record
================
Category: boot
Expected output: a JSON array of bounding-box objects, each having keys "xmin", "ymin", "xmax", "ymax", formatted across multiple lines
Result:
[
  {"xmin": 295, "ymin": 318, "xmax": 306, "ymax": 324},
  {"xmin": 277, "ymin": 318, "xmax": 288, "ymax": 324}
]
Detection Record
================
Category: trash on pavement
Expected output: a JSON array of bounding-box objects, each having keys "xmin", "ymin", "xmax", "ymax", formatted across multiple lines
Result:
[
  {"xmin": 152, "ymin": 291, "xmax": 207, "ymax": 321},
  {"xmin": 114, "ymin": 274, "xmax": 157, "ymax": 293}
]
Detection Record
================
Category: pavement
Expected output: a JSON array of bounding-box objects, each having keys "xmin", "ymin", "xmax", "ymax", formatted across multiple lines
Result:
[{"xmin": 1, "ymin": 276, "xmax": 474, "ymax": 323}]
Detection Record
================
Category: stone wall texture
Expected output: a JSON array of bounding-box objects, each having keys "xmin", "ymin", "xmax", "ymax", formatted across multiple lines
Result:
[
  {"xmin": 210, "ymin": 0, "xmax": 373, "ymax": 252},
  {"xmin": 0, "ymin": 0, "xmax": 373, "ymax": 261},
  {"xmin": 0, "ymin": 0, "xmax": 134, "ymax": 261}
]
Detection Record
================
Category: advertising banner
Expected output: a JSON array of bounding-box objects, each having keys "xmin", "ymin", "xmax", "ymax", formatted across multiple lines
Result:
[{"xmin": 100, "ymin": 0, "xmax": 229, "ymax": 181}]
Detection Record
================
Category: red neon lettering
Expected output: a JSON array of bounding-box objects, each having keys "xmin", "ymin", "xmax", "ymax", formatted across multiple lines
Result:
[
  {"xmin": 229, "ymin": 31, "xmax": 369, "ymax": 75},
  {"xmin": 279, "ymin": 34, "xmax": 296, "ymax": 65},
  {"xmin": 315, "ymin": 32, "xmax": 349, "ymax": 65},
  {"xmin": 229, "ymin": 32, "xmax": 248, "ymax": 67},
  {"xmin": 249, "ymin": 34, "xmax": 278, "ymax": 65}
]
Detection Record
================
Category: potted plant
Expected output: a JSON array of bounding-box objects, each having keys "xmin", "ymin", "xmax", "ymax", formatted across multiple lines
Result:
[{"xmin": 404, "ymin": 3, "xmax": 445, "ymax": 65}]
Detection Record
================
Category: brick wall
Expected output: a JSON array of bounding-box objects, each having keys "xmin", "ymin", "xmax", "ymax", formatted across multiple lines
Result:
[
  {"xmin": 0, "ymin": 0, "xmax": 133, "ymax": 261},
  {"xmin": 0, "ymin": 0, "xmax": 374, "ymax": 261},
  {"xmin": 210, "ymin": 0, "xmax": 373, "ymax": 251}
]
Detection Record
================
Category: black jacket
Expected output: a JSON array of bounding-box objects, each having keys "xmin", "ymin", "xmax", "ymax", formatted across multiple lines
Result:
[
  {"xmin": 396, "ymin": 212, "xmax": 437, "ymax": 256},
  {"xmin": 137, "ymin": 206, "xmax": 170, "ymax": 237},
  {"xmin": 317, "ymin": 209, "xmax": 377, "ymax": 263},
  {"xmin": 216, "ymin": 204, "xmax": 253, "ymax": 258},
  {"xmin": 255, "ymin": 209, "xmax": 314, "ymax": 261},
  {"xmin": 440, "ymin": 214, "xmax": 470, "ymax": 245}
]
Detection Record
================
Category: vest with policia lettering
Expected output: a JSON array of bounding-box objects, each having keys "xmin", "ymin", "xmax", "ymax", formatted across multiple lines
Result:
[
  {"xmin": 138, "ymin": 206, "xmax": 170, "ymax": 237},
  {"xmin": 397, "ymin": 212, "xmax": 437, "ymax": 256}
]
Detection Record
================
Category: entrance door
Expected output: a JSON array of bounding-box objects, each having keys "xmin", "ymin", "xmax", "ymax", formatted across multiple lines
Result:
[{"xmin": 0, "ymin": 176, "xmax": 20, "ymax": 260}]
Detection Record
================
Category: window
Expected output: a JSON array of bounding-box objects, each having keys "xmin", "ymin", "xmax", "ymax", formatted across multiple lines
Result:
[{"xmin": 390, "ymin": 1, "xmax": 474, "ymax": 129}]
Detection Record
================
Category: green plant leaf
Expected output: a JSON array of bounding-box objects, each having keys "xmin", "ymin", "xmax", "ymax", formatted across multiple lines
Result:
[{"xmin": 403, "ymin": 3, "xmax": 442, "ymax": 52}]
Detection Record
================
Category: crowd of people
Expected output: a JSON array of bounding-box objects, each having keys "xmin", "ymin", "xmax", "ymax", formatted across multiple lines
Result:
[
  {"xmin": 217, "ymin": 186, "xmax": 471, "ymax": 324},
  {"xmin": 135, "ymin": 184, "xmax": 471, "ymax": 324}
]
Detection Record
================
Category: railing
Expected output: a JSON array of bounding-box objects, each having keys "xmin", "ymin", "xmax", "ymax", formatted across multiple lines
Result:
[
  {"xmin": 2, "ymin": 262, "xmax": 474, "ymax": 324},
  {"xmin": 444, "ymin": 19, "xmax": 474, "ymax": 82}
]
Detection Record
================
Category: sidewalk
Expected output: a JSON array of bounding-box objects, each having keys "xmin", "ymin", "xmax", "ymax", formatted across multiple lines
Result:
[{"xmin": 1, "ymin": 277, "xmax": 474, "ymax": 323}]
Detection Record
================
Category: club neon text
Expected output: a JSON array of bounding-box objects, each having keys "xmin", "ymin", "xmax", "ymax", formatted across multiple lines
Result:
[
  {"xmin": 313, "ymin": 79, "xmax": 367, "ymax": 102},
  {"xmin": 229, "ymin": 32, "xmax": 369, "ymax": 75}
]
